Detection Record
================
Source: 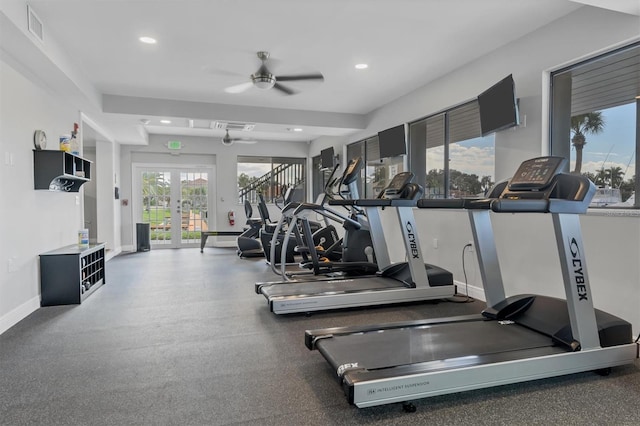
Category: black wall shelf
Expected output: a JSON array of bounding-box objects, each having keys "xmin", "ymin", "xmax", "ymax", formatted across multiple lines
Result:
[{"xmin": 33, "ymin": 150, "xmax": 92, "ymax": 192}]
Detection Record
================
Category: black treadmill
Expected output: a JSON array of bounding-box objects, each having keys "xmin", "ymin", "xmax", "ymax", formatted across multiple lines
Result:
[{"xmin": 305, "ymin": 156, "xmax": 637, "ymax": 408}]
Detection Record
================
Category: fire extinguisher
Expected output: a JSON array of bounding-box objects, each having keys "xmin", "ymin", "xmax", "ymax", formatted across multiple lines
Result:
[{"xmin": 228, "ymin": 211, "xmax": 235, "ymax": 226}]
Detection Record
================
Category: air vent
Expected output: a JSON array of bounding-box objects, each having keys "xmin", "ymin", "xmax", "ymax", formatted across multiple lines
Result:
[
  {"xmin": 27, "ymin": 5, "xmax": 44, "ymax": 43},
  {"xmin": 211, "ymin": 121, "xmax": 255, "ymax": 131}
]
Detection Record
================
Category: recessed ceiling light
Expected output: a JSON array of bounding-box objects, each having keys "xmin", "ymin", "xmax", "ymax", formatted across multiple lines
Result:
[
  {"xmin": 355, "ymin": 63, "xmax": 368, "ymax": 70},
  {"xmin": 160, "ymin": 119, "xmax": 171, "ymax": 124},
  {"xmin": 288, "ymin": 128, "xmax": 303, "ymax": 132},
  {"xmin": 139, "ymin": 36, "xmax": 157, "ymax": 44}
]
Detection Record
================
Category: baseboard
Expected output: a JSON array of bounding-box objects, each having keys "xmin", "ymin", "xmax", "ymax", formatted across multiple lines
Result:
[
  {"xmin": 453, "ymin": 280, "xmax": 485, "ymax": 302},
  {"xmin": 0, "ymin": 296, "xmax": 40, "ymax": 336},
  {"xmin": 105, "ymin": 247, "xmax": 122, "ymax": 261}
]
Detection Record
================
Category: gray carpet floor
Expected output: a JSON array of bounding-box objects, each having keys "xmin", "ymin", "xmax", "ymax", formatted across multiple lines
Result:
[{"xmin": 1, "ymin": 247, "xmax": 639, "ymax": 425}]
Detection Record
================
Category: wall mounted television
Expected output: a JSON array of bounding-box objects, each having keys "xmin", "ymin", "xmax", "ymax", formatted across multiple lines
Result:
[
  {"xmin": 478, "ymin": 74, "xmax": 520, "ymax": 136},
  {"xmin": 378, "ymin": 124, "xmax": 406, "ymax": 158},
  {"xmin": 320, "ymin": 147, "xmax": 335, "ymax": 169}
]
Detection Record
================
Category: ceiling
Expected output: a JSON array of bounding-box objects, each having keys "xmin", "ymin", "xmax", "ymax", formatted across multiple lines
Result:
[{"xmin": 10, "ymin": 0, "xmax": 640, "ymax": 145}]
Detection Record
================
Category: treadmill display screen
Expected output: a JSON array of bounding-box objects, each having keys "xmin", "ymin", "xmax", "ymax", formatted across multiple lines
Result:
[
  {"xmin": 386, "ymin": 172, "xmax": 413, "ymax": 191},
  {"xmin": 508, "ymin": 157, "xmax": 566, "ymax": 190}
]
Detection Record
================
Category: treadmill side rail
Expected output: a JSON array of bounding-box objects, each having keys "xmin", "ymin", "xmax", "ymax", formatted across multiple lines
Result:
[
  {"xmin": 345, "ymin": 344, "xmax": 638, "ymax": 408},
  {"xmin": 270, "ymin": 284, "xmax": 455, "ymax": 315}
]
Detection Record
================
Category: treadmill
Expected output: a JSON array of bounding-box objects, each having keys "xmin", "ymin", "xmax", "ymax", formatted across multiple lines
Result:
[
  {"xmin": 305, "ymin": 156, "xmax": 638, "ymax": 408},
  {"xmin": 256, "ymin": 171, "xmax": 455, "ymax": 315}
]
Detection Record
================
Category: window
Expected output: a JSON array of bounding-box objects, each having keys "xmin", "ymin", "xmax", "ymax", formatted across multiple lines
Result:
[
  {"xmin": 550, "ymin": 42, "xmax": 639, "ymax": 208},
  {"xmin": 237, "ymin": 156, "xmax": 306, "ymax": 204},
  {"xmin": 409, "ymin": 101, "xmax": 495, "ymax": 199},
  {"xmin": 346, "ymin": 136, "xmax": 405, "ymax": 198}
]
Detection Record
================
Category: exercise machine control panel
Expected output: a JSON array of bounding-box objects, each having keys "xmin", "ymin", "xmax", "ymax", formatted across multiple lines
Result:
[
  {"xmin": 379, "ymin": 172, "xmax": 414, "ymax": 198},
  {"xmin": 507, "ymin": 156, "xmax": 566, "ymax": 191}
]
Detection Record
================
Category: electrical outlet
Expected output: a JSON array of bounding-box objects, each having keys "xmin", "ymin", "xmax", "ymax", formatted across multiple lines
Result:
[
  {"xmin": 468, "ymin": 240, "xmax": 474, "ymax": 252},
  {"xmin": 433, "ymin": 238, "xmax": 438, "ymax": 249}
]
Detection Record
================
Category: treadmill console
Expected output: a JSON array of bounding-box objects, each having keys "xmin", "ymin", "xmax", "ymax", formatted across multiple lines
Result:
[
  {"xmin": 379, "ymin": 172, "xmax": 414, "ymax": 199},
  {"xmin": 499, "ymin": 156, "xmax": 567, "ymax": 200},
  {"xmin": 507, "ymin": 156, "xmax": 566, "ymax": 191},
  {"xmin": 342, "ymin": 157, "xmax": 363, "ymax": 185}
]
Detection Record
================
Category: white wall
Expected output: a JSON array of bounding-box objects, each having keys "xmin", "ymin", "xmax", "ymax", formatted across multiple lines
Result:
[
  {"xmin": 119, "ymin": 134, "xmax": 310, "ymax": 250},
  {"xmin": 0, "ymin": 59, "xmax": 84, "ymax": 334}
]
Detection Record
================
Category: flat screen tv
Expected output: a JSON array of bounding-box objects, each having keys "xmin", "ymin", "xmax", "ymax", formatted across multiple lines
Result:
[
  {"xmin": 320, "ymin": 147, "xmax": 334, "ymax": 169},
  {"xmin": 478, "ymin": 74, "xmax": 520, "ymax": 136},
  {"xmin": 378, "ymin": 124, "xmax": 406, "ymax": 158}
]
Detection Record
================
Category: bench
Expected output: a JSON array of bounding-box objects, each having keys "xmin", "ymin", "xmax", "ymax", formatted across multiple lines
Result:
[{"xmin": 200, "ymin": 231, "xmax": 243, "ymax": 252}]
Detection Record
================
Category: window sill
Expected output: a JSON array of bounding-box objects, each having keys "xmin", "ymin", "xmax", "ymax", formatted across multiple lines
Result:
[{"xmin": 586, "ymin": 208, "xmax": 640, "ymax": 217}]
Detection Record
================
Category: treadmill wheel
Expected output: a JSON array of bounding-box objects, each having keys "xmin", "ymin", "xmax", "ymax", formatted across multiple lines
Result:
[
  {"xmin": 402, "ymin": 402, "xmax": 416, "ymax": 413},
  {"xmin": 595, "ymin": 367, "xmax": 612, "ymax": 376}
]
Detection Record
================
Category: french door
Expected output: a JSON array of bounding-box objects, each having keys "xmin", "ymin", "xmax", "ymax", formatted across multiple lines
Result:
[{"xmin": 136, "ymin": 166, "xmax": 213, "ymax": 249}]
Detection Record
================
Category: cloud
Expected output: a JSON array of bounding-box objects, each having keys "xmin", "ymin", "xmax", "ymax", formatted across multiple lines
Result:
[{"xmin": 427, "ymin": 144, "xmax": 495, "ymax": 177}]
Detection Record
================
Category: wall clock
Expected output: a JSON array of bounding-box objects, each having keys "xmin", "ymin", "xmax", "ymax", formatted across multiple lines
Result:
[{"xmin": 34, "ymin": 130, "xmax": 47, "ymax": 150}]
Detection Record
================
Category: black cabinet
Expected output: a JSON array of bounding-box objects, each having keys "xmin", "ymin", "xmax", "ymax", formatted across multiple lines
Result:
[
  {"xmin": 33, "ymin": 150, "xmax": 92, "ymax": 192},
  {"xmin": 39, "ymin": 243, "xmax": 106, "ymax": 306}
]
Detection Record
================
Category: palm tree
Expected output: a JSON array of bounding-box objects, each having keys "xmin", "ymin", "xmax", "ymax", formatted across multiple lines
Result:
[
  {"xmin": 594, "ymin": 169, "xmax": 607, "ymax": 186},
  {"xmin": 570, "ymin": 112, "xmax": 605, "ymax": 173},
  {"xmin": 606, "ymin": 166, "xmax": 625, "ymax": 188}
]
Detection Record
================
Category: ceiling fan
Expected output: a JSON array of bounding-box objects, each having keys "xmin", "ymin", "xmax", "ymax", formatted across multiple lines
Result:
[
  {"xmin": 221, "ymin": 129, "xmax": 257, "ymax": 146},
  {"xmin": 224, "ymin": 51, "xmax": 324, "ymax": 95}
]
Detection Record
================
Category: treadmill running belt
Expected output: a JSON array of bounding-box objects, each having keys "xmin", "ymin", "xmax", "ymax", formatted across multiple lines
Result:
[
  {"xmin": 261, "ymin": 276, "xmax": 406, "ymax": 298},
  {"xmin": 316, "ymin": 319, "xmax": 557, "ymax": 375}
]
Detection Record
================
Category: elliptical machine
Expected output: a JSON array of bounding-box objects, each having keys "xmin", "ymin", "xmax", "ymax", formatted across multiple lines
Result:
[{"xmin": 236, "ymin": 199, "xmax": 266, "ymax": 258}]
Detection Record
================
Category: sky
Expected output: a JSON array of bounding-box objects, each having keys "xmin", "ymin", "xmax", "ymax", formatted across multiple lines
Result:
[{"xmin": 571, "ymin": 102, "xmax": 636, "ymax": 180}]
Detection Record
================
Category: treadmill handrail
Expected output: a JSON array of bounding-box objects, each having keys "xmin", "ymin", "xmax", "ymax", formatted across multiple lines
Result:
[
  {"xmin": 389, "ymin": 199, "xmax": 418, "ymax": 208},
  {"xmin": 292, "ymin": 202, "xmax": 361, "ymax": 230},
  {"xmin": 416, "ymin": 199, "xmax": 469, "ymax": 209},
  {"xmin": 354, "ymin": 199, "xmax": 393, "ymax": 207},
  {"xmin": 490, "ymin": 199, "xmax": 550, "ymax": 213},
  {"xmin": 328, "ymin": 199, "xmax": 357, "ymax": 206}
]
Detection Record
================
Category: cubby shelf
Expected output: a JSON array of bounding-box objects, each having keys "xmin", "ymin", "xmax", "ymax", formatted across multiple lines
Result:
[
  {"xmin": 33, "ymin": 150, "xmax": 92, "ymax": 192},
  {"xmin": 39, "ymin": 243, "xmax": 106, "ymax": 306}
]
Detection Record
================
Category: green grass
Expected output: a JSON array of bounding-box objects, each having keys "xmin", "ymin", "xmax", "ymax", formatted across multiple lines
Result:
[{"xmin": 150, "ymin": 230, "xmax": 202, "ymax": 241}]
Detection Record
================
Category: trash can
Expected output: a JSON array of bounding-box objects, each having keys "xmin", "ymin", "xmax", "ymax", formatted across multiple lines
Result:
[{"xmin": 136, "ymin": 223, "xmax": 151, "ymax": 252}]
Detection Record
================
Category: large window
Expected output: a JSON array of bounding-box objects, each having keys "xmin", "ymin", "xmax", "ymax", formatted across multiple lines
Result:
[
  {"xmin": 409, "ymin": 101, "xmax": 495, "ymax": 199},
  {"xmin": 550, "ymin": 42, "xmax": 639, "ymax": 208},
  {"xmin": 346, "ymin": 136, "xmax": 405, "ymax": 198},
  {"xmin": 237, "ymin": 156, "xmax": 306, "ymax": 204}
]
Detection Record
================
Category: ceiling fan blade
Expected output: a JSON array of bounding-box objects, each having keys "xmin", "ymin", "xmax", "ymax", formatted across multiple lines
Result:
[
  {"xmin": 273, "ymin": 82, "xmax": 296, "ymax": 95},
  {"xmin": 276, "ymin": 73, "xmax": 324, "ymax": 82},
  {"xmin": 224, "ymin": 81, "xmax": 253, "ymax": 94},
  {"xmin": 234, "ymin": 139, "xmax": 257, "ymax": 144}
]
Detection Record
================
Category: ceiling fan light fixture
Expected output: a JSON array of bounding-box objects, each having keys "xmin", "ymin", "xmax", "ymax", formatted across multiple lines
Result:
[{"xmin": 251, "ymin": 73, "xmax": 276, "ymax": 89}]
